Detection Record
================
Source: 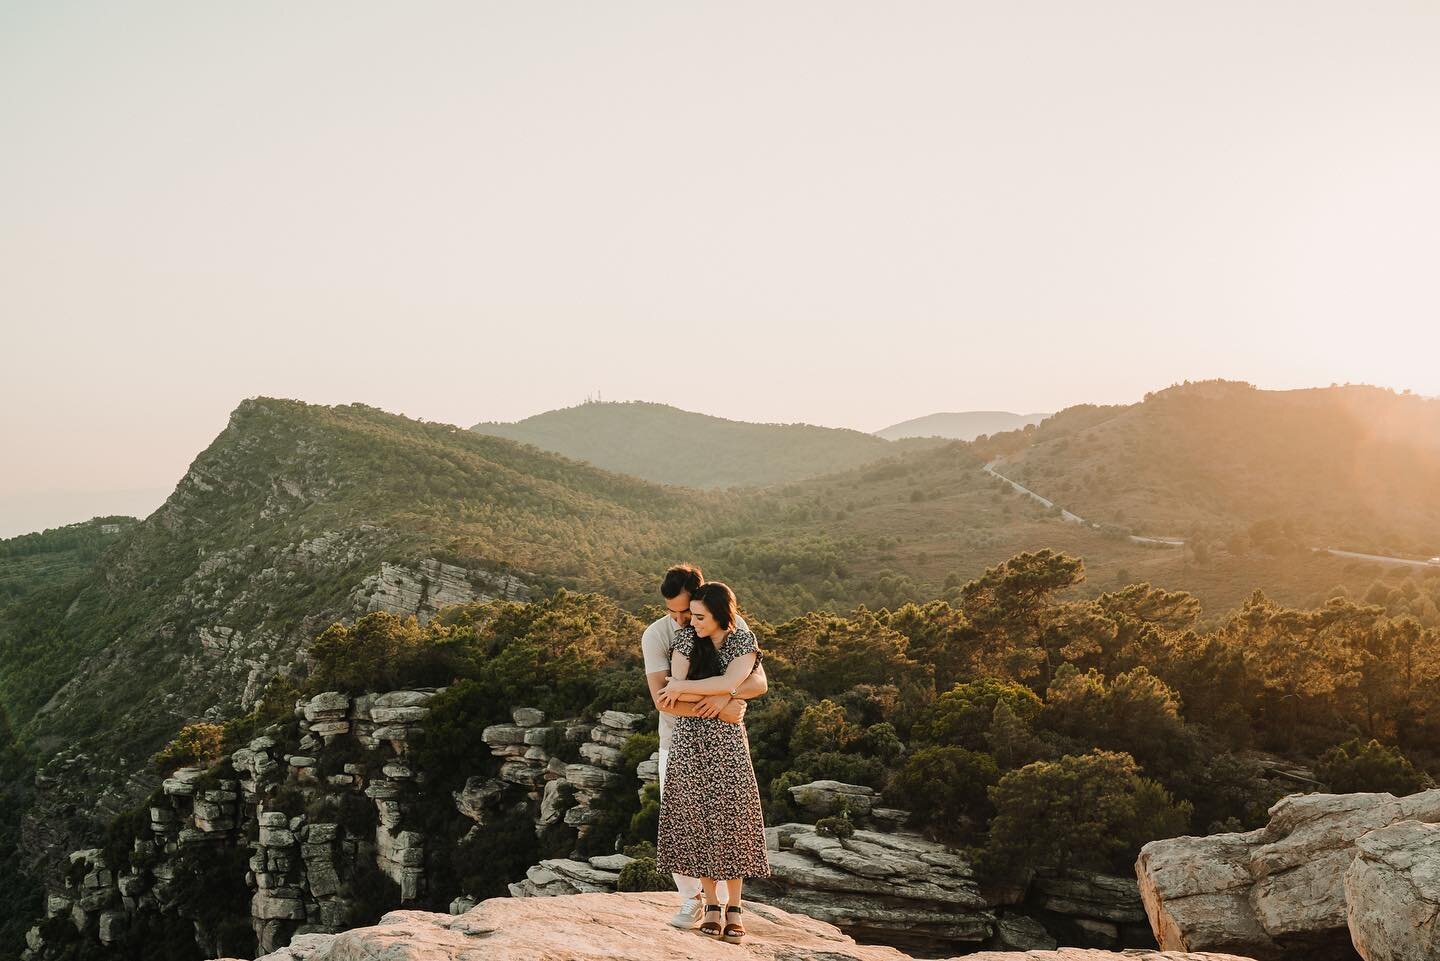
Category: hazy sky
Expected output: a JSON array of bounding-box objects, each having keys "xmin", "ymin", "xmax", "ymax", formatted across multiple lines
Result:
[{"xmin": 4, "ymin": 1, "xmax": 1439, "ymax": 537}]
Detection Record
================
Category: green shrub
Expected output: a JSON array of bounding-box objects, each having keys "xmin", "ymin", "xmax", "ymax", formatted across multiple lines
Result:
[
  {"xmin": 629, "ymin": 781, "xmax": 660, "ymax": 843},
  {"xmin": 151, "ymin": 722, "xmax": 227, "ymax": 773},
  {"xmin": 815, "ymin": 814, "xmax": 854, "ymax": 838},
  {"xmin": 621, "ymin": 733, "xmax": 660, "ymax": 774},
  {"xmin": 616, "ymin": 857, "xmax": 671, "ymax": 891},
  {"xmin": 888, "ymin": 746, "xmax": 998, "ymax": 841},
  {"xmin": 790, "ymin": 700, "xmax": 856, "ymax": 755},
  {"xmin": 345, "ymin": 858, "xmax": 403, "ymax": 927},
  {"xmin": 622, "ymin": 840, "xmax": 656, "ymax": 859},
  {"xmin": 984, "ymin": 750, "xmax": 1193, "ymax": 877},
  {"xmin": 1317, "ymin": 738, "xmax": 1428, "ymax": 795},
  {"xmin": 915, "ymin": 678, "xmax": 1042, "ymax": 750},
  {"xmin": 450, "ymin": 808, "xmax": 541, "ymax": 900},
  {"xmin": 852, "ymin": 722, "xmax": 905, "ymax": 763},
  {"xmin": 792, "ymin": 751, "xmax": 886, "ymax": 788},
  {"xmin": 541, "ymin": 724, "xmax": 584, "ymax": 764},
  {"xmin": 261, "ymin": 785, "xmax": 307, "ymax": 816},
  {"xmin": 767, "ymin": 769, "xmax": 812, "ymax": 822}
]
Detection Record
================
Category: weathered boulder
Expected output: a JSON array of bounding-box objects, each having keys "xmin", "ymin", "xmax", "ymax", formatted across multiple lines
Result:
[
  {"xmin": 751, "ymin": 822, "xmax": 992, "ymax": 952},
  {"xmin": 564, "ymin": 762, "xmax": 621, "ymax": 791},
  {"xmin": 214, "ymin": 892, "xmax": 1257, "ymax": 961},
  {"xmin": 1343, "ymin": 818, "xmax": 1440, "ymax": 961},
  {"xmin": 579, "ymin": 741, "xmax": 624, "ymax": 770},
  {"xmin": 453, "ymin": 775, "xmax": 505, "ymax": 822},
  {"xmin": 303, "ymin": 691, "xmax": 350, "ymax": 721},
  {"xmin": 789, "ymin": 779, "xmax": 876, "ymax": 817},
  {"xmin": 600, "ymin": 710, "xmax": 643, "ymax": 731},
  {"xmin": 512, "ymin": 707, "xmax": 546, "ymax": 727},
  {"xmin": 1136, "ymin": 788, "xmax": 1440, "ymax": 960}
]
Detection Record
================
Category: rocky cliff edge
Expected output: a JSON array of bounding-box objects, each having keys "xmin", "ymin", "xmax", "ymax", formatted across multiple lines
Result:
[{"xmin": 212, "ymin": 891, "xmax": 1257, "ymax": 961}]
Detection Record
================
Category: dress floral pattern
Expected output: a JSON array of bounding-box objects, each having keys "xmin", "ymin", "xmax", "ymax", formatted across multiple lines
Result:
[{"xmin": 656, "ymin": 627, "xmax": 771, "ymax": 881}]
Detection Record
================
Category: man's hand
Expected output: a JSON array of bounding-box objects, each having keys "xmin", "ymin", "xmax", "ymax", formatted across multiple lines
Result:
[
  {"xmin": 695, "ymin": 693, "xmax": 731, "ymax": 719},
  {"xmin": 717, "ymin": 697, "xmax": 747, "ymax": 724}
]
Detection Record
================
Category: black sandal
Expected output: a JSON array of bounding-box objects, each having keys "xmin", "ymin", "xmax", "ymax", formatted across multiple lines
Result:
[
  {"xmin": 722, "ymin": 905, "xmax": 745, "ymax": 943},
  {"xmin": 699, "ymin": 903, "xmax": 723, "ymax": 938}
]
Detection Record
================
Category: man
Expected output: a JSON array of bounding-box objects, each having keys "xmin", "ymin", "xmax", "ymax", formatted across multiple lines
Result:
[{"xmin": 643, "ymin": 563, "xmax": 768, "ymax": 928}]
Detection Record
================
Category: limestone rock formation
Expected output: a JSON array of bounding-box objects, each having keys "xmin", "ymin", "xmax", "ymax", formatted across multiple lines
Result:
[
  {"xmin": 1136, "ymin": 788, "xmax": 1440, "ymax": 960},
  {"xmin": 350, "ymin": 559, "xmax": 528, "ymax": 622},
  {"xmin": 208, "ymin": 892, "xmax": 1257, "ymax": 961},
  {"xmin": 1343, "ymin": 819, "xmax": 1440, "ymax": 961}
]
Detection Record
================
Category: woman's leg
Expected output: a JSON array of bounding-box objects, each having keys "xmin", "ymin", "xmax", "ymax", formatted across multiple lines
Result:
[
  {"xmin": 723, "ymin": 879, "xmax": 745, "ymax": 941},
  {"xmin": 698, "ymin": 878, "xmax": 723, "ymax": 936}
]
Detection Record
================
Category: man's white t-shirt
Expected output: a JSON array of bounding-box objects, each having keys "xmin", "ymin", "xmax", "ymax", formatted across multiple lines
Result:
[{"xmin": 643, "ymin": 612, "xmax": 750, "ymax": 752}]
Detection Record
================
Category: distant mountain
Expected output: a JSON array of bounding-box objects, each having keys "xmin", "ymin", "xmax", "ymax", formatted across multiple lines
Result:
[
  {"xmin": 472, "ymin": 401, "xmax": 906, "ymax": 488},
  {"xmin": 975, "ymin": 380, "xmax": 1440, "ymax": 557},
  {"xmin": 875, "ymin": 410, "xmax": 1049, "ymax": 441}
]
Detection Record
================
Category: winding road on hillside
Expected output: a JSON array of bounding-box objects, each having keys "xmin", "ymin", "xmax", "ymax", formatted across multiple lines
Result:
[
  {"xmin": 982, "ymin": 459, "xmax": 1440, "ymax": 569},
  {"xmin": 982, "ymin": 460, "xmax": 1186, "ymax": 547}
]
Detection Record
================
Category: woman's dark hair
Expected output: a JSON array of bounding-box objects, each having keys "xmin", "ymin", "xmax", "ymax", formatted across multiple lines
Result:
[
  {"xmin": 685, "ymin": 582, "xmax": 740, "ymax": 682},
  {"xmin": 691, "ymin": 582, "xmax": 737, "ymax": 630},
  {"xmin": 660, "ymin": 564, "xmax": 703, "ymax": 600}
]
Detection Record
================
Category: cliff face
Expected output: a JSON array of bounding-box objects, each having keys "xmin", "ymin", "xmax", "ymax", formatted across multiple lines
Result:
[{"xmin": 23, "ymin": 688, "xmax": 1167, "ymax": 961}]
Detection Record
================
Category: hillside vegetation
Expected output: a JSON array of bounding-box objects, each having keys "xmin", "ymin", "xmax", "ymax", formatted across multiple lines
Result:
[
  {"xmin": 35, "ymin": 556, "xmax": 1440, "ymax": 959},
  {"xmin": 978, "ymin": 381, "xmax": 1440, "ymax": 558},
  {"xmin": 0, "ymin": 518, "xmax": 136, "ymax": 606},
  {"xmin": 471, "ymin": 401, "xmax": 906, "ymax": 488}
]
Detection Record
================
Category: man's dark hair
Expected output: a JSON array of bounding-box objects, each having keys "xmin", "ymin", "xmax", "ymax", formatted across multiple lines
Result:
[{"xmin": 660, "ymin": 563, "xmax": 703, "ymax": 599}]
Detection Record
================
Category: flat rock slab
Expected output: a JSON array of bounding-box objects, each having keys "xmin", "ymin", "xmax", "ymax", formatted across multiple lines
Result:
[
  {"xmin": 226, "ymin": 892, "xmax": 1257, "ymax": 961},
  {"xmin": 958, "ymin": 954, "xmax": 1257, "ymax": 961}
]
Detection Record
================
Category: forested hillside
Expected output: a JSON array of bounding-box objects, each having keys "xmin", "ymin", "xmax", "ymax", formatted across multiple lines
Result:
[
  {"xmin": 977, "ymin": 381, "xmax": 1440, "ymax": 557},
  {"xmin": 0, "ymin": 518, "xmax": 136, "ymax": 606}
]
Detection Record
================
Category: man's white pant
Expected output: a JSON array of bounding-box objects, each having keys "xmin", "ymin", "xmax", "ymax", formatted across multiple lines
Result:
[{"xmin": 657, "ymin": 748, "xmax": 703, "ymax": 901}]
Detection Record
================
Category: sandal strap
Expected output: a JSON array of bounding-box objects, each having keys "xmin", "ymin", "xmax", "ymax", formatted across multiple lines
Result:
[
  {"xmin": 704, "ymin": 904, "xmax": 723, "ymax": 913},
  {"xmin": 725, "ymin": 905, "xmax": 743, "ymax": 913}
]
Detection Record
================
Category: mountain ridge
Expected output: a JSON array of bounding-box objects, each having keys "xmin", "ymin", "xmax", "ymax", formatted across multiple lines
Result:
[
  {"xmin": 875, "ymin": 410, "xmax": 1050, "ymax": 441},
  {"xmin": 471, "ymin": 400, "xmax": 907, "ymax": 489}
]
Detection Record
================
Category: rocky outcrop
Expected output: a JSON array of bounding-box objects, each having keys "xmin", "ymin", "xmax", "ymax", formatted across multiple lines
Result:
[
  {"xmin": 507, "ymin": 791, "xmax": 1152, "ymax": 956},
  {"xmin": 209, "ymin": 891, "xmax": 1256, "ymax": 961},
  {"xmin": 1136, "ymin": 788, "xmax": 1440, "ymax": 960},
  {"xmin": 755, "ymin": 820, "xmax": 993, "ymax": 949},
  {"xmin": 23, "ymin": 688, "xmax": 451, "ymax": 960},
  {"xmin": 478, "ymin": 707, "xmax": 645, "ymax": 846},
  {"xmin": 350, "ymin": 559, "xmax": 529, "ymax": 622},
  {"xmin": 21, "ymin": 519, "xmax": 537, "ymax": 917},
  {"xmin": 1343, "ymin": 819, "xmax": 1440, "ymax": 961}
]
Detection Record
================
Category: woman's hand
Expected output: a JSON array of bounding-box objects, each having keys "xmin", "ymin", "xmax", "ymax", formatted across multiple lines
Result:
[{"xmin": 657, "ymin": 676, "xmax": 691, "ymax": 708}]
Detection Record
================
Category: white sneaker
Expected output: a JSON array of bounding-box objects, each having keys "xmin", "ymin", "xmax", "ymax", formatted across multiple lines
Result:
[{"xmin": 668, "ymin": 896, "xmax": 703, "ymax": 928}]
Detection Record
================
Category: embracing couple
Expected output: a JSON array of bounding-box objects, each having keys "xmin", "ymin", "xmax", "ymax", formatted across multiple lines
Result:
[{"xmin": 642, "ymin": 564, "xmax": 770, "ymax": 943}]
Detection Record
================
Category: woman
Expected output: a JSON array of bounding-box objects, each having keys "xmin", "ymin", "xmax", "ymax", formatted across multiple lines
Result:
[{"xmin": 655, "ymin": 581, "xmax": 769, "ymax": 943}]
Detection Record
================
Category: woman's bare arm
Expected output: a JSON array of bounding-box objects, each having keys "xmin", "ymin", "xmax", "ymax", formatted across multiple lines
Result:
[{"xmin": 661, "ymin": 652, "xmax": 757, "ymax": 698}]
